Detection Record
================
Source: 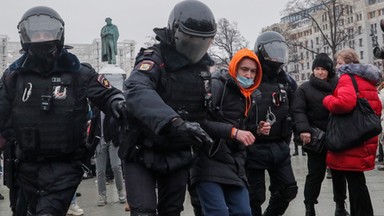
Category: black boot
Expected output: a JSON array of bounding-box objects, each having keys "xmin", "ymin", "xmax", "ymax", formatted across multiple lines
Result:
[
  {"xmin": 335, "ymin": 202, "xmax": 350, "ymax": 216},
  {"xmin": 305, "ymin": 203, "xmax": 315, "ymax": 216},
  {"xmin": 292, "ymin": 151, "xmax": 299, "ymax": 156}
]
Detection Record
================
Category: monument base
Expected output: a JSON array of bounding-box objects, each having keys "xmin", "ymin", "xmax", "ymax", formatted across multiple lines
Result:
[
  {"xmin": 98, "ymin": 64, "xmax": 126, "ymax": 75},
  {"xmin": 98, "ymin": 64, "xmax": 126, "ymax": 91}
]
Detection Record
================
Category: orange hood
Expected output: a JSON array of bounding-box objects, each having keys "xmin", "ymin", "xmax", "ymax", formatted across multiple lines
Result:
[{"xmin": 228, "ymin": 48, "xmax": 262, "ymax": 116}]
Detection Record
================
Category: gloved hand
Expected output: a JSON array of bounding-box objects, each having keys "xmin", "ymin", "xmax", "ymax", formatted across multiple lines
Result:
[
  {"xmin": 111, "ymin": 100, "xmax": 128, "ymax": 120},
  {"xmin": 171, "ymin": 118, "xmax": 213, "ymax": 146}
]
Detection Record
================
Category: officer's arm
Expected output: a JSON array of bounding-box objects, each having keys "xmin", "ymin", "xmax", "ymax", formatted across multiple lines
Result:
[
  {"xmin": 81, "ymin": 63, "xmax": 123, "ymax": 114},
  {"xmin": 124, "ymin": 61, "xmax": 179, "ymax": 135},
  {"xmin": 0, "ymin": 72, "xmax": 14, "ymax": 132}
]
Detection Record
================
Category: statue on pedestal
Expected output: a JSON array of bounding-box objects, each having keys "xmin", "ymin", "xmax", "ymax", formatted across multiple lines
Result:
[{"xmin": 100, "ymin": 17, "xmax": 119, "ymax": 64}]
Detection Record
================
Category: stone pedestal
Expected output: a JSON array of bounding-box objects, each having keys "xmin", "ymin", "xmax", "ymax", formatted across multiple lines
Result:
[
  {"xmin": 98, "ymin": 64, "xmax": 126, "ymax": 91},
  {"xmin": 98, "ymin": 64, "xmax": 126, "ymax": 75}
]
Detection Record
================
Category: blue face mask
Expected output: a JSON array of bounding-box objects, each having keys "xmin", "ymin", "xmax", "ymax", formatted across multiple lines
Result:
[{"xmin": 236, "ymin": 75, "xmax": 254, "ymax": 88}]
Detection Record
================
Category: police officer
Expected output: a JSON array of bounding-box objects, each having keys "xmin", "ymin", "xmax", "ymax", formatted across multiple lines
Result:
[
  {"xmin": 245, "ymin": 31, "xmax": 298, "ymax": 216},
  {"xmin": 0, "ymin": 6, "xmax": 126, "ymax": 216},
  {"xmin": 119, "ymin": 1, "xmax": 218, "ymax": 215}
]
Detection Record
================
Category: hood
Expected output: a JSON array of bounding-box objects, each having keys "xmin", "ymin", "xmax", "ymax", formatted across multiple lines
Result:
[
  {"xmin": 153, "ymin": 27, "xmax": 171, "ymax": 45},
  {"xmin": 11, "ymin": 48, "xmax": 81, "ymax": 75},
  {"xmin": 228, "ymin": 48, "xmax": 263, "ymax": 116},
  {"xmin": 337, "ymin": 63, "xmax": 381, "ymax": 85},
  {"xmin": 228, "ymin": 48, "xmax": 262, "ymax": 91}
]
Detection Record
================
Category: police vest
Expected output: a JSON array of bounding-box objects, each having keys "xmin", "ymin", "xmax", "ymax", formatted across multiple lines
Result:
[
  {"xmin": 158, "ymin": 66, "xmax": 209, "ymax": 122},
  {"xmin": 12, "ymin": 71, "xmax": 88, "ymax": 156},
  {"xmin": 252, "ymin": 82, "xmax": 292, "ymax": 141},
  {"xmin": 141, "ymin": 46, "xmax": 210, "ymax": 122}
]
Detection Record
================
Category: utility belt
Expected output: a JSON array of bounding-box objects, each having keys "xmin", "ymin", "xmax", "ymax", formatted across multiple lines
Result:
[{"xmin": 139, "ymin": 148, "xmax": 195, "ymax": 174}]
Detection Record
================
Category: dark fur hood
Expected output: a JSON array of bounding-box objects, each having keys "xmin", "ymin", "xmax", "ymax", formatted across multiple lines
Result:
[{"xmin": 9, "ymin": 48, "xmax": 81, "ymax": 74}]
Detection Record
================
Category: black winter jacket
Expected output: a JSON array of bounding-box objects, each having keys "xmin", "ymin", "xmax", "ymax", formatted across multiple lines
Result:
[
  {"xmin": 292, "ymin": 74, "xmax": 338, "ymax": 140},
  {"xmin": 190, "ymin": 69, "xmax": 247, "ymax": 187},
  {"xmin": 120, "ymin": 39, "xmax": 228, "ymax": 174}
]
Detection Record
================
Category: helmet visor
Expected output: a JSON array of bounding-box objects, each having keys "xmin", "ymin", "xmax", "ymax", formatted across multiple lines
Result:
[
  {"xmin": 174, "ymin": 29, "xmax": 213, "ymax": 64},
  {"xmin": 18, "ymin": 14, "xmax": 64, "ymax": 43},
  {"xmin": 260, "ymin": 41, "xmax": 288, "ymax": 64}
]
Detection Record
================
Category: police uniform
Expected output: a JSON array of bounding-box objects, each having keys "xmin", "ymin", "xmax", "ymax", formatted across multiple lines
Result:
[
  {"xmin": 245, "ymin": 71, "xmax": 298, "ymax": 216},
  {"xmin": 0, "ymin": 49, "xmax": 124, "ymax": 215},
  {"xmin": 119, "ymin": 39, "xmax": 218, "ymax": 215}
]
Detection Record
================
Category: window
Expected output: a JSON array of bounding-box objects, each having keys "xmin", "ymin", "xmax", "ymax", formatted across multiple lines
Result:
[
  {"xmin": 359, "ymin": 38, "xmax": 363, "ymax": 47},
  {"xmin": 360, "ymin": 51, "xmax": 364, "ymax": 59},
  {"xmin": 382, "ymin": 34, "xmax": 384, "ymax": 44},
  {"xmin": 356, "ymin": 13, "xmax": 362, "ymax": 21},
  {"xmin": 368, "ymin": 0, "xmax": 376, "ymax": 5},
  {"xmin": 301, "ymin": 73, "xmax": 306, "ymax": 81}
]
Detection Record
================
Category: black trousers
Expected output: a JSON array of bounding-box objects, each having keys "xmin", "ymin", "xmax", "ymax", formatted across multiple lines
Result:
[
  {"xmin": 331, "ymin": 170, "xmax": 373, "ymax": 216},
  {"xmin": 123, "ymin": 161, "xmax": 189, "ymax": 216},
  {"xmin": 16, "ymin": 161, "xmax": 83, "ymax": 216},
  {"xmin": 10, "ymin": 184, "xmax": 28, "ymax": 216},
  {"xmin": 246, "ymin": 157, "xmax": 297, "ymax": 216},
  {"xmin": 304, "ymin": 150, "xmax": 348, "ymax": 205},
  {"xmin": 304, "ymin": 150, "xmax": 327, "ymax": 204}
]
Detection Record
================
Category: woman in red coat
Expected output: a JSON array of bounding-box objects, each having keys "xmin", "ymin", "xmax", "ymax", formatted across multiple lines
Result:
[{"xmin": 323, "ymin": 48, "xmax": 382, "ymax": 216}]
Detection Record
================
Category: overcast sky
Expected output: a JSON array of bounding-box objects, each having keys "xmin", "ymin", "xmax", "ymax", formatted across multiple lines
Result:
[{"xmin": 0, "ymin": 0, "xmax": 289, "ymax": 50}]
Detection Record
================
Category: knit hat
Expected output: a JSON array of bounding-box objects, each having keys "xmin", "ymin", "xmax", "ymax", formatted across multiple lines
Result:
[{"xmin": 312, "ymin": 53, "xmax": 335, "ymax": 78}]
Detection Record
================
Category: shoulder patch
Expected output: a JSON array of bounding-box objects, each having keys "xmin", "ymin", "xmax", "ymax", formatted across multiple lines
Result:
[
  {"xmin": 138, "ymin": 60, "xmax": 155, "ymax": 71},
  {"xmin": 143, "ymin": 49, "xmax": 155, "ymax": 56},
  {"xmin": 97, "ymin": 74, "xmax": 112, "ymax": 89}
]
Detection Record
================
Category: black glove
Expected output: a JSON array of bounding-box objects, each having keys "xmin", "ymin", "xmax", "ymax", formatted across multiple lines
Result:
[
  {"xmin": 111, "ymin": 100, "xmax": 128, "ymax": 120},
  {"xmin": 171, "ymin": 118, "xmax": 213, "ymax": 146}
]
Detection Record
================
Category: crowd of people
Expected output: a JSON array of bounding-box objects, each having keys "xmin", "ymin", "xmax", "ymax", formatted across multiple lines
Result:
[{"xmin": 0, "ymin": 1, "xmax": 384, "ymax": 216}]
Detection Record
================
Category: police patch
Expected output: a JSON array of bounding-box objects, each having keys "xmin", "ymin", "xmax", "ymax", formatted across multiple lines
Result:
[
  {"xmin": 97, "ymin": 74, "xmax": 112, "ymax": 89},
  {"xmin": 138, "ymin": 60, "xmax": 154, "ymax": 71}
]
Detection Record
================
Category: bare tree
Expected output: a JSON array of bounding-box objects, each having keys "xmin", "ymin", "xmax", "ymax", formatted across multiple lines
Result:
[
  {"xmin": 209, "ymin": 18, "xmax": 249, "ymax": 67},
  {"xmin": 282, "ymin": 0, "xmax": 356, "ymax": 58}
]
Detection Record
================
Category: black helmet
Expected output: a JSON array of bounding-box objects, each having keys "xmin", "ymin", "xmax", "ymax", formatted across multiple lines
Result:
[
  {"xmin": 18, "ymin": 6, "xmax": 65, "ymax": 51},
  {"xmin": 167, "ymin": 0, "xmax": 217, "ymax": 63},
  {"xmin": 254, "ymin": 31, "xmax": 288, "ymax": 65}
]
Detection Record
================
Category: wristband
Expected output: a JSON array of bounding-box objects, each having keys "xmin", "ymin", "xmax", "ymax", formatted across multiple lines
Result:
[{"xmin": 234, "ymin": 129, "xmax": 239, "ymax": 139}]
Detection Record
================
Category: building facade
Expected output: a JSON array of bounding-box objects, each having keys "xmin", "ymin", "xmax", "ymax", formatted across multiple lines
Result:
[{"xmin": 280, "ymin": 0, "xmax": 384, "ymax": 85}]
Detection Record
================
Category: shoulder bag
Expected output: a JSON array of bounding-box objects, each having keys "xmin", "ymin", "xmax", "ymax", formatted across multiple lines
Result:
[{"xmin": 324, "ymin": 74, "xmax": 382, "ymax": 152}]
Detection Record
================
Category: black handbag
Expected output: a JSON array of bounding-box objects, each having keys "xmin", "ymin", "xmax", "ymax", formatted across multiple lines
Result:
[
  {"xmin": 302, "ymin": 127, "xmax": 325, "ymax": 153},
  {"xmin": 324, "ymin": 74, "xmax": 382, "ymax": 152}
]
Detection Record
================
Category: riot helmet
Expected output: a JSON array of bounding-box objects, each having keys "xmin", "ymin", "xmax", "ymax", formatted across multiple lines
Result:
[
  {"xmin": 167, "ymin": 0, "xmax": 217, "ymax": 64},
  {"xmin": 18, "ymin": 6, "xmax": 65, "ymax": 63},
  {"xmin": 254, "ymin": 31, "xmax": 288, "ymax": 74}
]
